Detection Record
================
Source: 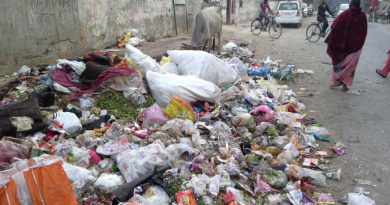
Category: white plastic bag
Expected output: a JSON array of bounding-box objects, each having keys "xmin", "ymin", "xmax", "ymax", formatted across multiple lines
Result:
[
  {"xmin": 167, "ymin": 50, "xmax": 239, "ymax": 87},
  {"xmin": 130, "ymin": 186, "xmax": 169, "ymax": 205},
  {"xmin": 146, "ymin": 70, "xmax": 221, "ymax": 107},
  {"xmin": 161, "ymin": 62, "xmax": 180, "ymax": 74},
  {"xmin": 57, "ymin": 59, "xmax": 86, "ymax": 75},
  {"xmin": 116, "ymin": 143, "xmax": 170, "ymax": 183},
  {"xmin": 125, "ymin": 44, "xmax": 161, "ymax": 74},
  {"xmin": 209, "ymin": 175, "xmax": 221, "ymax": 196},
  {"xmin": 93, "ymin": 173, "xmax": 124, "ymax": 193},
  {"xmin": 49, "ymin": 112, "xmax": 82, "ymax": 136},
  {"xmin": 348, "ymin": 193, "xmax": 376, "ymax": 205}
]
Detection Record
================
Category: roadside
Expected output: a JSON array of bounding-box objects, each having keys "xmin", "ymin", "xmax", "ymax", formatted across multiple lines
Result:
[{"xmin": 134, "ymin": 16, "xmax": 390, "ymax": 203}]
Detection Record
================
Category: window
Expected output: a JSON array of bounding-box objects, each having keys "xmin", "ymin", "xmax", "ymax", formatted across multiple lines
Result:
[{"xmin": 279, "ymin": 3, "xmax": 299, "ymax": 10}]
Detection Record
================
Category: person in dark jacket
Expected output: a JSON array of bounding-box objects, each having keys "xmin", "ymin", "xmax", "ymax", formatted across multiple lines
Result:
[{"xmin": 318, "ymin": 0, "xmax": 334, "ymax": 36}]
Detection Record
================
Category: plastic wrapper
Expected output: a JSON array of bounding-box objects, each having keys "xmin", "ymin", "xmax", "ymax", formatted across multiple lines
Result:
[
  {"xmin": 0, "ymin": 141, "xmax": 30, "ymax": 171},
  {"xmin": 116, "ymin": 143, "xmax": 170, "ymax": 183},
  {"xmin": 124, "ymin": 87, "xmax": 146, "ymax": 106},
  {"xmin": 96, "ymin": 136, "xmax": 130, "ymax": 156},
  {"xmin": 176, "ymin": 189, "xmax": 197, "ymax": 205},
  {"xmin": 163, "ymin": 96, "xmax": 196, "ymax": 122},
  {"xmin": 255, "ymin": 174, "xmax": 271, "ymax": 194},
  {"xmin": 94, "ymin": 173, "xmax": 124, "ymax": 194},
  {"xmin": 143, "ymin": 103, "xmax": 168, "ymax": 127},
  {"xmin": 104, "ymin": 122, "xmax": 123, "ymax": 140},
  {"xmin": 97, "ymin": 158, "xmax": 115, "ymax": 173},
  {"xmin": 146, "ymin": 70, "xmax": 221, "ymax": 107},
  {"xmin": 168, "ymin": 50, "xmax": 239, "ymax": 87}
]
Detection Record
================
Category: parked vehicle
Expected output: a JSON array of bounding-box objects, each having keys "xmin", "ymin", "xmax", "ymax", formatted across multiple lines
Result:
[
  {"xmin": 337, "ymin": 3, "xmax": 349, "ymax": 15},
  {"xmin": 307, "ymin": 4, "xmax": 314, "ymax": 16},
  {"xmin": 302, "ymin": 3, "xmax": 309, "ymax": 17},
  {"xmin": 275, "ymin": 1, "xmax": 303, "ymax": 27}
]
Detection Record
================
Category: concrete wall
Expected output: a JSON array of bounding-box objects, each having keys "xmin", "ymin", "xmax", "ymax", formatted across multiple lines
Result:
[{"xmin": 0, "ymin": 0, "xmax": 202, "ymax": 75}]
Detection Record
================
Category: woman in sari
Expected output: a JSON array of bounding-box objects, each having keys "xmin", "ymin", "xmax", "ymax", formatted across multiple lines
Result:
[
  {"xmin": 376, "ymin": 50, "xmax": 390, "ymax": 78},
  {"xmin": 325, "ymin": 0, "xmax": 367, "ymax": 91}
]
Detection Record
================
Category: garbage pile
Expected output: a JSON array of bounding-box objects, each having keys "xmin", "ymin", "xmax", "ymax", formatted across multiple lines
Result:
[
  {"xmin": 0, "ymin": 42, "xmax": 375, "ymax": 205},
  {"xmin": 117, "ymin": 29, "xmax": 145, "ymax": 48}
]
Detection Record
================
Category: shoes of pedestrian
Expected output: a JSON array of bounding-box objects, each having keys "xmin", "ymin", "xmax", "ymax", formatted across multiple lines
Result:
[{"xmin": 376, "ymin": 69, "xmax": 387, "ymax": 78}]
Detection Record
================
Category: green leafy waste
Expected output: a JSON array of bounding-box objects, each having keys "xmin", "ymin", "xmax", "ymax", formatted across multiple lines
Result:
[{"xmin": 95, "ymin": 92, "xmax": 155, "ymax": 120}]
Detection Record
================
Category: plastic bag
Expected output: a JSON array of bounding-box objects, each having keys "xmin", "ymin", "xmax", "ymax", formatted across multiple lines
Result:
[
  {"xmin": 146, "ymin": 70, "xmax": 221, "ymax": 107},
  {"xmin": 10, "ymin": 116, "xmax": 34, "ymax": 132},
  {"xmin": 264, "ymin": 170, "xmax": 288, "ymax": 189},
  {"xmin": 348, "ymin": 188, "xmax": 376, "ymax": 205},
  {"xmin": 250, "ymin": 105, "xmax": 275, "ymax": 124},
  {"xmin": 124, "ymin": 87, "xmax": 146, "ymax": 105},
  {"xmin": 163, "ymin": 96, "xmax": 196, "ymax": 122},
  {"xmin": 94, "ymin": 173, "xmax": 124, "ymax": 193},
  {"xmin": 79, "ymin": 95, "xmax": 96, "ymax": 110},
  {"xmin": 143, "ymin": 103, "xmax": 168, "ymax": 127},
  {"xmin": 291, "ymin": 165, "xmax": 327, "ymax": 186},
  {"xmin": 161, "ymin": 62, "xmax": 180, "ymax": 75},
  {"xmin": 167, "ymin": 50, "xmax": 239, "ymax": 87},
  {"xmin": 185, "ymin": 174, "xmax": 210, "ymax": 196},
  {"xmin": 166, "ymin": 142, "xmax": 195, "ymax": 166},
  {"xmin": 57, "ymin": 59, "xmax": 86, "ymax": 75},
  {"xmin": 209, "ymin": 175, "xmax": 221, "ymax": 196},
  {"xmin": 131, "ymin": 186, "xmax": 169, "ymax": 205},
  {"xmin": 125, "ymin": 44, "xmax": 161, "ymax": 75},
  {"xmin": 232, "ymin": 113, "xmax": 255, "ymax": 127},
  {"xmin": 116, "ymin": 143, "xmax": 170, "ymax": 183},
  {"xmin": 305, "ymin": 126, "xmax": 331, "ymax": 142},
  {"xmin": 62, "ymin": 163, "xmax": 96, "ymax": 198},
  {"xmin": 49, "ymin": 112, "xmax": 82, "ymax": 136}
]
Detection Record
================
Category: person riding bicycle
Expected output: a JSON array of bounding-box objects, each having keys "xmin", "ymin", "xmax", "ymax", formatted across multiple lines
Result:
[
  {"xmin": 317, "ymin": 0, "xmax": 334, "ymax": 37},
  {"xmin": 259, "ymin": 0, "xmax": 274, "ymax": 30}
]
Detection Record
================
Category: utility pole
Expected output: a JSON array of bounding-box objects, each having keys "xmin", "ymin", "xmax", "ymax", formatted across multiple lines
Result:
[{"xmin": 227, "ymin": 0, "xmax": 232, "ymax": 24}]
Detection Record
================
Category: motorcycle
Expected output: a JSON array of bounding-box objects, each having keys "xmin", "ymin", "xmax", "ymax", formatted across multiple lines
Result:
[{"xmin": 375, "ymin": 10, "xmax": 390, "ymax": 24}]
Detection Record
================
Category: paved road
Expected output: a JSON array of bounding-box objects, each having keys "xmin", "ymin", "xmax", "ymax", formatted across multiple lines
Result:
[{"xmin": 223, "ymin": 17, "xmax": 390, "ymax": 203}]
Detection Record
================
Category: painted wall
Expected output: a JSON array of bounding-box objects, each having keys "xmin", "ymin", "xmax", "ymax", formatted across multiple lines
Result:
[{"xmin": 0, "ymin": 0, "xmax": 202, "ymax": 75}]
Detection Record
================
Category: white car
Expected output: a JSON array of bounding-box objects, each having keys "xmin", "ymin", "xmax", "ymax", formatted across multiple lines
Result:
[
  {"xmin": 275, "ymin": 1, "xmax": 303, "ymax": 27},
  {"xmin": 337, "ymin": 4, "xmax": 349, "ymax": 15}
]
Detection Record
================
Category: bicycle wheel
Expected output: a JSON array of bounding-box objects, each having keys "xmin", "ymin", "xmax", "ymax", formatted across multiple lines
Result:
[
  {"xmin": 306, "ymin": 23, "xmax": 321, "ymax": 43},
  {"xmin": 268, "ymin": 22, "xmax": 282, "ymax": 39},
  {"xmin": 251, "ymin": 19, "xmax": 262, "ymax": 35}
]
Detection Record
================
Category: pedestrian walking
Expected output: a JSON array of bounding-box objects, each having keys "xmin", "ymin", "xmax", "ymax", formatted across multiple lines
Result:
[
  {"xmin": 317, "ymin": 0, "xmax": 334, "ymax": 37},
  {"xmin": 376, "ymin": 50, "xmax": 390, "ymax": 78},
  {"xmin": 325, "ymin": 0, "xmax": 368, "ymax": 91}
]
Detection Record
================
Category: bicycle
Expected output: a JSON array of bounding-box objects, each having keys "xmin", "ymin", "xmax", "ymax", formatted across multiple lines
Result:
[
  {"xmin": 251, "ymin": 16, "xmax": 283, "ymax": 39},
  {"xmin": 305, "ymin": 16, "xmax": 335, "ymax": 43}
]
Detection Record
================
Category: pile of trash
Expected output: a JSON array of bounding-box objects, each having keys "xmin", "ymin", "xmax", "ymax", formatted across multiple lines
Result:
[
  {"xmin": 118, "ymin": 29, "xmax": 145, "ymax": 48},
  {"xmin": 0, "ymin": 41, "xmax": 375, "ymax": 205}
]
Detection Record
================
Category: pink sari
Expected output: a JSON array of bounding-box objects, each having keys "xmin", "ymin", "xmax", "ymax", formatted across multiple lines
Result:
[{"xmin": 331, "ymin": 49, "xmax": 362, "ymax": 86}]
